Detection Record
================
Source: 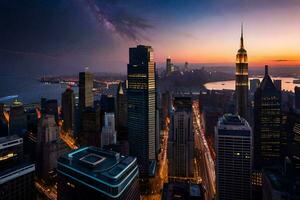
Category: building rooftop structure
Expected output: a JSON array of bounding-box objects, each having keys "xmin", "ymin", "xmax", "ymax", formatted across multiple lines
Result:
[
  {"xmin": 217, "ymin": 114, "xmax": 251, "ymax": 132},
  {"xmin": 57, "ymin": 147, "xmax": 139, "ymax": 198}
]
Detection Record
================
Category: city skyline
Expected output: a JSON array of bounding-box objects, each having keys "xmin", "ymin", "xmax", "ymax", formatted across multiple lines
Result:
[{"xmin": 1, "ymin": 0, "xmax": 300, "ymax": 75}]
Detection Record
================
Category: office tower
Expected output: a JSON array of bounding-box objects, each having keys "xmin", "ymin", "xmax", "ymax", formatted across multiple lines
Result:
[
  {"xmin": 162, "ymin": 182, "xmax": 205, "ymax": 200},
  {"xmin": 166, "ymin": 57, "xmax": 172, "ymax": 75},
  {"xmin": 0, "ymin": 135, "xmax": 36, "ymax": 200},
  {"xmin": 25, "ymin": 108, "xmax": 38, "ymax": 134},
  {"xmin": 79, "ymin": 71, "xmax": 94, "ymax": 112},
  {"xmin": 0, "ymin": 103, "xmax": 8, "ymax": 137},
  {"xmin": 101, "ymin": 112, "xmax": 117, "ymax": 147},
  {"xmin": 57, "ymin": 147, "xmax": 140, "ymax": 200},
  {"xmin": 36, "ymin": 115, "xmax": 68, "ymax": 179},
  {"xmin": 162, "ymin": 91, "xmax": 171, "ymax": 128},
  {"xmin": 79, "ymin": 107, "xmax": 101, "ymax": 146},
  {"xmin": 250, "ymin": 79, "xmax": 260, "ymax": 94},
  {"xmin": 254, "ymin": 65, "xmax": 281, "ymax": 168},
  {"xmin": 274, "ymin": 79, "xmax": 282, "ymax": 91},
  {"xmin": 168, "ymin": 97, "xmax": 194, "ymax": 178},
  {"xmin": 9, "ymin": 100, "xmax": 27, "ymax": 136},
  {"xmin": 295, "ymin": 86, "xmax": 300, "ymax": 109},
  {"xmin": 116, "ymin": 81, "xmax": 128, "ymax": 141},
  {"xmin": 235, "ymin": 24, "xmax": 249, "ymax": 119},
  {"xmin": 215, "ymin": 114, "xmax": 252, "ymax": 200},
  {"xmin": 127, "ymin": 45, "xmax": 156, "ymax": 177},
  {"xmin": 61, "ymin": 87, "xmax": 75, "ymax": 133},
  {"xmin": 100, "ymin": 95, "xmax": 115, "ymax": 113},
  {"xmin": 45, "ymin": 99, "xmax": 59, "ymax": 120}
]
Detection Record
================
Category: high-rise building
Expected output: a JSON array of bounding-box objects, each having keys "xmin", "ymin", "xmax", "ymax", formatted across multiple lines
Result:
[
  {"xmin": 0, "ymin": 103, "xmax": 8, "ymax": 137},
  {"xmin": 253, "ymin": 65, "xmax": 281, "ymax": 199},
  {"xmin": 101, "ymin": 112, "xmax": 117, "ymax": 148},
  {"xmin": 79, "ymin": 71, "xmax": 94, "ymax": 112},
  {"xmin": 9, "ymin": 100, "xmax": 27, "ymax": 136},
  {"xmin": 116, "ymin": 82, "xmax": 128, "ymax": 141},
  {"xmin": 57, "ymin": 147, "xmax": 140, "ymax": 200},
  {"xmin": 273, "ymin": 79, "xmax": 282, "ymax": 91},
  {"xmin": 127, "ymin": 45, "xmax": 156, "ymax": 177},
  {"xmin": 162, "ymin": 182, "xmax": 205, "ymax": 200},
  {"xmin": 254, "ymin": 65, "xmax": 281, "ymax": 168},
  {"xmin": 0, "ymin": 135, "xmax": 36, "ymax": 200},
  {"xmin": 78, "ymin": 107, "xmax": 101, "ymax": 146},
  {"xmin": 166, "ymin": 57, "xmax": 172, "ymax": 75},
  {"xmin": 168, "ymin": 97, "xmax": 194, "ymax": 178},
  {"xmin": 61, "ymin": 87, "xmax": 75, "ymax": 133},
  {"xmin": 36, "ymin": 115, "xmax": 68, "ymax": 179},
  {"xmin": 44, "ymin": 99, "xmax": 59, "ymax": 123},
  {"xmin": 295, "ymin": 86, "xmax": 300, "ymax": 109},
  {"xmin": 235, "ymin": 25, "xmax": 248, "ymax": 119},
  {"xmin": 215, "ymin": 114, "xmax": 252, "ymax": 200}
]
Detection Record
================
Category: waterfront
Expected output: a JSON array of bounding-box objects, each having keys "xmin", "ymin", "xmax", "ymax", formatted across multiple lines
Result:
[{"xmin": 204, "ymin": 77, "xmax": 300, "ymax": 92}]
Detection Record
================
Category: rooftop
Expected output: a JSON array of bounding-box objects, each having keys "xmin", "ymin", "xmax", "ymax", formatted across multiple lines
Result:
[
  {"xmin": 217, "ymin": 114, "xmax": 251, "ymax": 132},
  {"xmin": 162, "ymin": 182, "xmax": 205, "ymax": 200}
]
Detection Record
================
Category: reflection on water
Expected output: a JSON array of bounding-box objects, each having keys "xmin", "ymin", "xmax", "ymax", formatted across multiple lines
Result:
[{"xmin": 204, "ymin": 77, "xmax": 300, "ymax": 92}]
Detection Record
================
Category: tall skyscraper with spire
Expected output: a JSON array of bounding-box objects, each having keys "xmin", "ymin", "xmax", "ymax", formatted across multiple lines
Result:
[{"xmin": 236, "ymin": 24, "xmax": 248, "ymax": 119}]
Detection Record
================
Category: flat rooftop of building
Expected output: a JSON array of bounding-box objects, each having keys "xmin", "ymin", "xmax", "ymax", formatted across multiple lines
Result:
[
  {"xmin": 57, "ymin": 146, "xmax": 137, "ymax": 185},
  {"xmin": 218, "ymin": 114, "xmax": 251, "ymax": 132},
  {"xmin": 162, "ymin": 182, "xmax": 205, "ymax": 200}
]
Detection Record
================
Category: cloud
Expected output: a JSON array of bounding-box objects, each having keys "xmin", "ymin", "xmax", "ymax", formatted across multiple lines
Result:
[{"xmin": 272, "ymin": 59, "xmax": 296, "ymax": 62}]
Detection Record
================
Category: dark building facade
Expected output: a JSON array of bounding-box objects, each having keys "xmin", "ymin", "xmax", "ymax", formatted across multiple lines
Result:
[
  {"xmin": 127, "ymin": 45, "xmax": 156, "ymax": 177},
  {"xmin": 61, "ymin": 87, "xmax": 75, "ymax": 133},
  {"xmin": 116, "ymin": 82, "xmax": 128, "ymax": 141},
  {"xmin": 295, "ymin": 86, "xmax": 300, "ymax": 109},
  {"xmin": 57, "ymin": 147, "xmax": 140, "ymax": 200},
  {"xmin": 0, "ymin": 135, "xmax": 35, "ymax": 200},
  {"xmin": 9, "ymin": 100, "xmax": 27, "ymax": 136},
  {"xmin": 162, "ymin": 182, "xmax": 205, "ymax": 200},
  {"xmin": 235, "ymin": 25, "xmax": 249, "ymax": 120},
  {"xmin": 79, "ymin": 71, "xmax": 94, "ymax": 112}
]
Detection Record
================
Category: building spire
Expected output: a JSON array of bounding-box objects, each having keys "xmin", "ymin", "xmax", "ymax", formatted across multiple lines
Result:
[
  {"xmin": 240, "ymin": 23, "xmax": 244, "ymax": 49},
  {"xmin": 265, "ymin": 65, "xmax": 269, "ymax": 76}
]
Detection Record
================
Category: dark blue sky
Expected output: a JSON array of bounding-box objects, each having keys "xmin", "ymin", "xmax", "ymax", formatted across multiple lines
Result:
[{"xmin": 0, "ymin": 0, "xmax": 299, "ymax": 75}]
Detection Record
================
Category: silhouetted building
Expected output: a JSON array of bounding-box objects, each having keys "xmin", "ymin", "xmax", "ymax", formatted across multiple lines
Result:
[
  {"xmin": 78, "ymin": 107, "xmax": 101, "ymax": 146},
  {"xmin": 235, "ymin": 25, "xmax": 249, "ymax": 119},
  {"xmin": 168, "ymin": 97, "xmax": 194, "ymax": 179},
  {"xmin": 253, "ymin": 65, "xmax": 282, "ymax": 199},
  {"xmin": 215, "ymin": 114, "xmax": 252, "ymax": 200},
  {"xmin": 61, "ymin": 87, "xmax": 75, "ymax": 133},
  {"xmin": 101, "ymin": 112, "xmax": 117, "ymax": 148},
  {"xmin": 116, "ymin": 82, "xmax": 128, "ymax": 141},
  {"xmin": 250, "ymin": 79, "xmax": 260, "ymax": 95},
  {"xmin": 0, "ymin": 135, "xmax": 35, "ymax": 200},
  {"xmin": 9, "ymin": 100, "xmax": 27, "ymax": 136},
  {"xmin": 162, "ymin": 182, "xmax": 205, "ymax": 200},
  {"xmin": 274, "ymin": 79, "xmax": 282, "ymax": 91},
  {"xmin": 166, "ymin": 57, "xmax": 174, "ymax": 75},
  {"xmin": 295, "ymin": 86, "xmax": 300, "ymax": 109},
  {"xmin": 79, "ymin": 71, "xmax": 94, "ymax": 112},
  {"xmin": 57, "ymin": 147, "xmax": 140, "ymax": 200},
  {"xmin": 127, "ymin": 45, "xmax": 156, "ymax": 177},
  {"xmin": 44, "ymin": 99, "xmax": 59, "ymax": 123},
  {"xmin": 0, "ymin": 103, "xmax": 8, "ymax": 137},
  {"xmin": 36, "ymin": 115, "xmax": 67, "ymax": 179},
  {"xmin": 100, "ymin": 95, "xmax": 115, "ymax": 113}
]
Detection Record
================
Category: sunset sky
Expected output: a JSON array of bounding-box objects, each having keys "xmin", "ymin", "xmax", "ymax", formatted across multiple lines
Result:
[{"xmin": 1, "ymin": 0, "xmax": 300, "ymax": 74}]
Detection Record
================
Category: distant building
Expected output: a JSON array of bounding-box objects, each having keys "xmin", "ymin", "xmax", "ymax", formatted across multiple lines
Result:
[
  {"xmin": 168, "ymin": 97, "xmax": 194, "ymax": 178},
  {"xmin": 57, "ymin": 147, "xmax": 140, "ymax": 200},
  {"xmin": 9, "ymin": 100, "xmax": 27, "ymax": 136},
  {"xmin": 215, "ymin": 114, "xmax": 252, "ymax": 200},
  {"xmin": 273, "ymin": 79, "xmax": 282, "ymax": 91},
  {"xmin": 162, "ymin": 182, "xmax": 205, "ymax": 200},
  {"xmin": 250, "ymin": 79, "xmax": 260, "ymax": 94},
  {"xmin": 61, "ymin": 87, "xmax": 75, "ymax": 133},
  {"xmin": 116, "ymin": 82, "xmax": 128, "ymax": 141},
  {"xmin": 44, "ymin": 99, "xmax": 59, "ymax": 123},
  {"xmin": 0, "ymin": 103, "xmax": 8, "ymax": 137},
  {"xmin": 236, "ymin": 25, "xmax": 249, "ymax": 120},
  {"xmin": 78, "ymin": 107, "xmax": 101, "ymax": 146},
  {"xmin": 36, "ymin": 115, "xmax": 68, "ymax": 179},
  {"xmin": 127, "ymin": 45, "xmax": 156, "ymax": 177},
  {"xmin": 295, "ymin": 86, "xmax": 300, "ymax": 109},
  {"xmin": 79, "ymin": 71, "xmax": 94, "ymax": 112},
  {"xmin": 0, "ymin": 135, "xmax": 36, "ymax": 200},
  {"xmin": 101, "ymin": 112, "xmax": 117, "ymax": 148},
  {"xmin": 166, "ymin": 57, "xmax": 174, "ymax": 75}
]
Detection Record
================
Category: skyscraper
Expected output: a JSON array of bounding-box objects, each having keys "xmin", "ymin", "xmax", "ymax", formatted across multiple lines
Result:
[
  {"xmin": 253, "ymin": 65, "xmax": 282, "ymax": 199},
  {"xmin": 254, "ymin": 65, "xmax": 282, "ymax": 168},
  {"xmin": 168, "ymin": 97, "xmax": 194, "ymax": 178},
  {"xmin": 44, "ymin": 99, "xmax": 59, "ymax": 123},
  {"xmin": 0, "ymin": 135, "xmax": 36, "ymax": 200},
  {"xmin": 57, "ymin": 147, "xmax": 140, "ymax": 200},
  {"xmin": 236, "ymin": 24, "xmax": 248, "ymax": 119},
  {"xmin": 215, "ymin": 114, "xmax": 252, "ymax": 200},
  {"xmin": 9, "ymin": 100, "xmax": 27, "ymax": 136},
  {"xmin": 61, "ymin": 87, "xmax": 75, "ymax": 133},
  {"xmin": 116, "ymin": 81, "xmax": 128, "ymax": 141},
  {"xmin": 101, "ymin": 112, "xmax": 117, "ymax": 148},
  {"xmin": 273, "ymin": 79, "xmax": 282, "ymax": 91},
  {"xmin": 295, "ymin": 86, "xmax": 300, "ymax": 109},
  {"xmin": 127, "ymin": 45, "xmax": 156, "ymax": 177},
  {"xmin": 79, "ymin": 71, "xmax": 94, "ymax": 112}
]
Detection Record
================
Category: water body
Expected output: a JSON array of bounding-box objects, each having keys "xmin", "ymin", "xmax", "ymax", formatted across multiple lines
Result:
[
  {"xmin": 0, "ymin": 75, "xmax": 77, "ymax": 104},
  {"xmin": 204, "ymin": 77, "xmax": 300, "ymax": 92}
]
